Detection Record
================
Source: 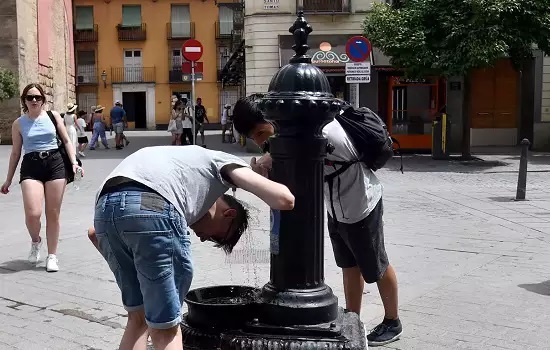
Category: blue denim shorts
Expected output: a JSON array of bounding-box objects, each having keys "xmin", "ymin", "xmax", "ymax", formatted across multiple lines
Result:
[{"xmin": 94, "ymin": 184, "xmax": 193, "ymax": 329}]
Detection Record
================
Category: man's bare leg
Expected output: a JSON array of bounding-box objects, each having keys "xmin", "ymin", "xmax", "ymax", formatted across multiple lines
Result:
[
  {"xmin": 377, "ymin": 264, "xmax": 399, "ymax": 320},
  {"xmin": 342, "ymin": 266, "xmax": 364, "ymax": 314}
]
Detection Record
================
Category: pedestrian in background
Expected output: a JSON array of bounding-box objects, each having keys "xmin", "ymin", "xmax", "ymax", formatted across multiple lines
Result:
[
  {"xmin": 88, "ymin": 105, "xmax": 109, "ymax": 150},
  {"xmin": 76, "ymin": 110, "xmax": 89, "ymax": 157},
  {"xmin": 1, "ymin": 83, "xmax": 84, "ymax": 272}
]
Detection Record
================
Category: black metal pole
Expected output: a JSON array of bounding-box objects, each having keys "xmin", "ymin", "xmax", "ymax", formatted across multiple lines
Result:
[
  {"xmin": 258, "ymin": 12, "xmax": 339, "ymax": 326},
  {"xmin": 515, "ymin": 138, "xmax": 530, "ymax": 201}
]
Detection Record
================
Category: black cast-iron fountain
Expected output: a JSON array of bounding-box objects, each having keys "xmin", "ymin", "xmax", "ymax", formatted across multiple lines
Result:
[{"xmin": 181, "ymin": 12, "xmax": 367, "ymax": 350}]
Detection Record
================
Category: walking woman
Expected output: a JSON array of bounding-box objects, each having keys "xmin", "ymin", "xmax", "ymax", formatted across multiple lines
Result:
[
  {"xmin": 170, "ymin": 100, "xmax": 184, "ymax": 145},
  {"xmin": 88, "ymin": 105, "xmax": 109, "ymax": 150},
  {"xmin": 64, "ymin": 103, "xmax": 79, "ymax": 154},
  {"xmin": 0, "ymin": 83, "xmax": 84, "ymax": 272}
]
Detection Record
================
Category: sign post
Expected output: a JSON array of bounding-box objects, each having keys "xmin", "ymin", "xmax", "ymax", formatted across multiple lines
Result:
[
  {"xmin": 182, "ymin": 39, "xmax": 204, "ymax": 145},
  {"xmin": 345, "ymin": 36, "xmax": 372, "ymax": 108}
]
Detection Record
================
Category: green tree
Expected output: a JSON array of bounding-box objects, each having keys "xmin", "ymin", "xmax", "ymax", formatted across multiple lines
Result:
[
  {"xmin": 363, "ymin": 0, "xmax": 550, "ymax": 157},
  {"xmin": 0, "ymin": 67, "xmax": 18, "ymax": 103}
]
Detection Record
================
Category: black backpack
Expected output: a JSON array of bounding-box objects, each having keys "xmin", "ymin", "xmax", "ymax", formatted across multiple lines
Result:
[{"xmin": 324, "ymin": 104, "xmax": 402, "ymax": 220}]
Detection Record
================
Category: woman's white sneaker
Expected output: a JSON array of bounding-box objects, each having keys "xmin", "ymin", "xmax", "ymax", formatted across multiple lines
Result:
[
  {"xmin": 28, "ymin": 239, "xmax": 42, "ymax": 264},
  {"xmin": 46, "ymin": 254, "xmax": 59, "ymax": 272}
]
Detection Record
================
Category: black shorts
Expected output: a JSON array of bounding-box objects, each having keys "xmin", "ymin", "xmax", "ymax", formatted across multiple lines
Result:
[
  {"xmin": 20, "ymin": 150, "xmax": 66, "ymax": 184},
  {"xmin": 327, "ymin": 199, "xmax": 388, "ymax": 284},
  {"xmin": 78, "ymin": 136, "xmax": 88, "ymax": 144}
]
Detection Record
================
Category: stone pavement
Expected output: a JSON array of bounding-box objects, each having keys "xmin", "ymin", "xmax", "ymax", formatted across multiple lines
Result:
[{"xmin": 0, "ymin": 131, "xmax": 549, "ymax": 350}]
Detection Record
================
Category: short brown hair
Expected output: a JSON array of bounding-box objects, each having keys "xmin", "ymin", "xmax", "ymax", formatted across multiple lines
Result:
[
  {"xmin": 20, "ymin": 83, "xmax": 46, "ymax": 113},
  {"xmin": 215, "ymin": 194, "xmax": 250, "ymax": 254}
]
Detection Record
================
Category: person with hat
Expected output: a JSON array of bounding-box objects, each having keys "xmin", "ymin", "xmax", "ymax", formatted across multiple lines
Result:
[
  {"xmin": 221, "ymin": 104, "xmax": 232, "ymax": 143},
  {"xmin": 89, "ymin": 105, "xmax": 110, "ymax": 150},
  {"xmin": 110, "ymin": 100, "xmax": 128, "ymax": 150},
  {"xmin": 64, "ymin": 102, "xmax": 79, "ymax": 154}
]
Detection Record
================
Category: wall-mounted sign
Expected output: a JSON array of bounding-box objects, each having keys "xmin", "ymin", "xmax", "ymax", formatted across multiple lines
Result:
[
  {"xmin": 279, "ymin": 35, "xmax": 357, "ymax": 67},
  {"xmin": 264, "ymin": 0, "xmax": 279, "ymax": 10}
]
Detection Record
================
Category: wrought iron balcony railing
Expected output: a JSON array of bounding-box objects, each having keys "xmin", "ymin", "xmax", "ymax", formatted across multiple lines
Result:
[
  {"xmin": 74, "ymin": 24, "xmax": 98, "ymax": 42},
  {"xmin": 76, "ymin": 65, "xmax": 98, "ymax": 85},
  {"xmin": 111, "ymin": 67, "xmax": 155, "ymax": 84},
  {"xmin": 117, "ymin": 23, "xmax": 147, "ymax": 41},
  {"xmin": 300, "ymin": 0, "xmax": 351, "ymax": 13}
]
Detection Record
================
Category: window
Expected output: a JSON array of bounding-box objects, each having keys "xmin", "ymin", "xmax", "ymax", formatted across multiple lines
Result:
[
  {"xmin": 218, "ymin": 5, "xmax": 233, "ymax": 35},
  {"xmin": 122, "ymin": 5, "xmax": 142, "ymax": 27},
  {"xmin": 171, "ymin": 5, "xmax": 191, "ymax": 37},
  {"xmin": 172, "ymin": 49, "xmax": 182, "ymax": 68},
  {"xmin": 75, "ymin": 6, "xmax": 94, "ymax": 30},
  {"xmin": 218, "ymin": 47, "xmax": 230, "ymax": 70},
  {"xmin": 76, "ymin": 51, "xmax": 96, "ymax": 84}
]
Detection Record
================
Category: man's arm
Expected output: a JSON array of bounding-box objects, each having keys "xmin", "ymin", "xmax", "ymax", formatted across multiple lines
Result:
[
  {"xmin": 224, "ymin": 165, "xmax": 294, "ymax": 210},
  {"xmin": 204, "ymin": 107, "xmax": 210, "ymax": 123}
]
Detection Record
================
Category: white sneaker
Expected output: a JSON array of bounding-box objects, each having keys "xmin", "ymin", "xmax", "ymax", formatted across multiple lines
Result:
[
  {"xmin": 28, "ymin": 239, "xmax": 42, "ymax": 264},
  {"xmin": 78, "ymin": 151, "xmax": 86, "ymax": 157},
  {"xmin": 46, "ymin": 254, "xmax": 59, "ymax": 272}
]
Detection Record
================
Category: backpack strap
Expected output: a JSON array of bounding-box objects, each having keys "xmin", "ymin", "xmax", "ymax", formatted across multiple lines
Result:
[{"xmin": 324, "ymin": 159, "xmax": 356, "ymax": 223}]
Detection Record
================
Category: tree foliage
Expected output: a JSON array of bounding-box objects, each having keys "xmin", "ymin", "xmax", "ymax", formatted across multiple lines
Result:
[
  {"xmin": 363, "ymin": 0, "xmax": 550, "ymax": 77},
  {"xmin": 0, "ymin": 68, "xmax": 18, "ymax": 102}
]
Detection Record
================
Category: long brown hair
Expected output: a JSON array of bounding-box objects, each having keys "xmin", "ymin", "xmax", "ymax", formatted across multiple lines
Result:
[{"xmin": 20, "ymin": 83, "xmax": 46, "ymax": 113}]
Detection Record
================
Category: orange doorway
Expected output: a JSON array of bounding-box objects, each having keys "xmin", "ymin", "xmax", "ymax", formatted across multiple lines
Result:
[{"xmin": 387, "ymin": 76, "xmax": 445, "ymax": 150}]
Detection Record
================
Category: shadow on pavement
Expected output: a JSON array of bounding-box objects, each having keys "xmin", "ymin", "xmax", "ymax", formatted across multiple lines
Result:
[
  {"xmin": 518, "ymin": 280, "xmax": 550, "ymax": 296},
  {"xmin": 0, "ymin": 259, "xmax": 43, "ymax": 274}
]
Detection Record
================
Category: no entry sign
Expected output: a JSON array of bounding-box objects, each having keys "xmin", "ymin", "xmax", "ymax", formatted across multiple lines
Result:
[
  {"xmin": 182, "ymin": 39, "xmax": 203, "ymax": 62},
  {"xmin": 345, "ymin": 36, "xmax": 372, "ymax": 63}
]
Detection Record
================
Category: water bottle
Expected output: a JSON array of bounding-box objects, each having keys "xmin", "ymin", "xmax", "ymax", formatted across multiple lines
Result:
[{"xmin": 73, "ymin": 167, "xmax": 82, "ymax": 190}]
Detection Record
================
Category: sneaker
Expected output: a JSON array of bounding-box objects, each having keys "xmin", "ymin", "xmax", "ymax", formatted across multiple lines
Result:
[
  {"xmin": 78, "ymin": 151, "xmax": 86, "ymax": 157},
  {"xmin": 366, "ymin": 319, "xmax": 402, "ymax": 347},
  {"xmin": 125, "ymin": 139, "xmax": 130, "ymax": 146},
  {"xmin": 28, "ymin": 239, "xmax": 42, "ymax": 264},
  {"xmin": 46, "ymin": 254, "xmax": 59, "ymax": 272}
]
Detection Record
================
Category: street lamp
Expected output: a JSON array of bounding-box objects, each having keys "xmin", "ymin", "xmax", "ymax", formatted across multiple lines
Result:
[{"xmin": 101, "ymin": 70, "xmax": 107, "ymax": 88}]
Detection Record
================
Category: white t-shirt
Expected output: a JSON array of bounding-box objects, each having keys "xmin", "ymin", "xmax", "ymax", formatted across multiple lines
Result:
[
  {"xmin": 221, "ymin": 109, "xmax": 229, "ymax": 125},
  {"xmin": 96, "ymin": 146, "xmax": 249, "ymax": 225},
  {"xmin": 76, "ymin": 118, "xmax": 87, "ymax": 137},
  {"xmin": 323, "ymin": 118, "xmax": 383, "ymax": 224},
  {"xmin": 182, "ymin": 106, "xmax": 193, "ymax": 129}
]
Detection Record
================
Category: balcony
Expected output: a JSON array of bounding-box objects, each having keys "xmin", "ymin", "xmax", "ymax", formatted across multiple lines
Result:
[
  {"xmin": 111, "ymin": 67, "xmax": 155, "ymax": 84},
  {"xmin": 74, "ymin": 24, "xmax": 98, "ymax": 42},
  {"xmin": 167, "ymin": 22, "xmax": 195, "ymax": 40},
  {"xmin": 216, "ymin": 21, "xmax": 233, "ymax": 40},
  {"xmin": 117, "ymin": 24, "xmax": 146, "ymax": 41},
  {"xmin": 76, "ymin": 65, "xmax": 98, "ymax": 85},
  {"xmin": 301, "ymin": 0, "xmax": 351, "ymax": 13},
  {"xmin": 169, "ymin": 67, "xmax": 183, "ymax": 83}
]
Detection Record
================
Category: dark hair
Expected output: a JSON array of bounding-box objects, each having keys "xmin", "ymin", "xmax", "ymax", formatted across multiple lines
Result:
[
  {"xmin": 215, "ymin": 194, "xmax": 250, "ymax": 254},
  {"xmin": 77, "ymin": 110, "xmax": 87, "ymax": 118},
  {"xmin": 20, "ymin": 83, "xmax": 46, "ymax": 112},
  {"xmin": 173, "ymin": 100, "xmax": 183, "ymax": 110},
  {"xmin": 60, "ymin": 113, "xmax": 65, "ymax": 118},
  {"xmin": 232, "ymin": 95, "xmax": 268, "ymax": 136}
]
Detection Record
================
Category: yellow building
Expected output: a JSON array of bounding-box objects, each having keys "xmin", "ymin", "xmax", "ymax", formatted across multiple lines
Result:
[{"xmin": 73, "ymin": 0, "xmax": 243, "ymax": 129}]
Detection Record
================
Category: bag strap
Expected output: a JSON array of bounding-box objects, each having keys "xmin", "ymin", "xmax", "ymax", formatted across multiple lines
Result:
[
  {"xmin": 324, "ymin": 159, "xmax": 356, "ymax": 222},
  {"xmin": 46, "ymin": 111, "xmax": 62, "ymax": 142}
]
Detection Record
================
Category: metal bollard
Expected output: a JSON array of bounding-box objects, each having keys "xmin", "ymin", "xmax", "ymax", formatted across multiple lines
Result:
[{"xmin": 515, "ymin": 138, "xmax": 530, "ymax": 201}]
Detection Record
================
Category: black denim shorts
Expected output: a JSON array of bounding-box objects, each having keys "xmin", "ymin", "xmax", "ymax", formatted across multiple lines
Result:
[{"xmin": 20, "ymin": 149, "xmax": 66, "ymax": 184}]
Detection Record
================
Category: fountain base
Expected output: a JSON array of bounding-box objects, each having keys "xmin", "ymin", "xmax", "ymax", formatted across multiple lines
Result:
[{"xmin": 181, "ymin": 307, "xmax": 367, "ymax": 350}]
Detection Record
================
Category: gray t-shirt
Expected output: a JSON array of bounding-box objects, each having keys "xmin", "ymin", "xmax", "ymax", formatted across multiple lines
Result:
[
  {"xmin": 96, "ymin": 145, "xmax": 248, "ymax": 225},
  {"xmin": 323, "ymin": 119, "xmax": 383, "ymax": 224}
]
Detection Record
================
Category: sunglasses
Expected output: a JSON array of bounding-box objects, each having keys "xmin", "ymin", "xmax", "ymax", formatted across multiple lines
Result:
[{"xmin": 25, "ymin": 95, "xmax": 44, "ymax": 102}]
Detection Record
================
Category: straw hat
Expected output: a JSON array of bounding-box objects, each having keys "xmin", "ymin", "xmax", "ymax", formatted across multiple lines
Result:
[
  {"xmin": 67, "ymin": 102, "xmax": 78, "ymax": 113},
  {"xmin": 94, "ymin": 105, "xmax": 105, "ymax": 113}
]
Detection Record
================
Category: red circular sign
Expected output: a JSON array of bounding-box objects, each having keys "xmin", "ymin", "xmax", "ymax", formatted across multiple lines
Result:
[
  {"xmin": 182, "ymin": 39, "xmax": 203, "ymax": 62},
  {"xmin": 345, "ymin": 36, "xmax": 372, "ymax": 63}
]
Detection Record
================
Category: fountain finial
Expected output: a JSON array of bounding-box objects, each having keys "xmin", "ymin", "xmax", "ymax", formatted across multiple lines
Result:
[{"xmin": 289, "ymin": 11, "xmax": 312, "ymax": 63}]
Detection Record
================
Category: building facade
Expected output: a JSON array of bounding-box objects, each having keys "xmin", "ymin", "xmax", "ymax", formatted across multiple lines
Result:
[
  {"xmin": 0, "ymin": 0, "xmax": 75, "ymax": 143},
  {"xmin": 239, "ymin": 0, "xmax": 547, "ymax": 151},
  {"xmin": 73, "ymin": 0, "xmax": 243, "ymax": 129},
  {"xmin": 533, "ymin": 55, "xmax": 550, "ymax": 149}
]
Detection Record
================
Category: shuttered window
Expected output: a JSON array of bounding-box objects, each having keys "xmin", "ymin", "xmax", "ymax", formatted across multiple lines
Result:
[
  {"xmin": 122, "ymin": 5, "xmax": 142, "ymax": 27},
  {"xmin": 75, "ymin": 6, "xmax": 94, "ymax": 30},
  {"xmin": 171, "ymin": 5, "xmax": 190, "ymax": 37}
]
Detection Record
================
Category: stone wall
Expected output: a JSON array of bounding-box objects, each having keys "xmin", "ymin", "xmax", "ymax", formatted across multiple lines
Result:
[
  {"xmin": 0, "ymin": 0, "xmax": 20, "ymax": 144},
  {"xmin": 0, "ymin": 0, "xmax": 75, "ymax": 144}
]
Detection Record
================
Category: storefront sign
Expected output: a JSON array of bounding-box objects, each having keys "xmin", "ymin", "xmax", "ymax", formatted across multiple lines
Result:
[
  {"xmin": 264, "ymin": 0, "xmax": 279, "ymax": 9},
  {"xmin": 394, "ymin": 77, "xmax": 434, "ymax": 85},
  {"xmin": 279, "ymin": 35, "xmax": 355, "ymax": 67}
]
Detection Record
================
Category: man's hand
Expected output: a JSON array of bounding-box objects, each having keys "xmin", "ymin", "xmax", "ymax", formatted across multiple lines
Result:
[{"xmin": 250, "ymin": 154, "xmax": 272, "ymax": 178}]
